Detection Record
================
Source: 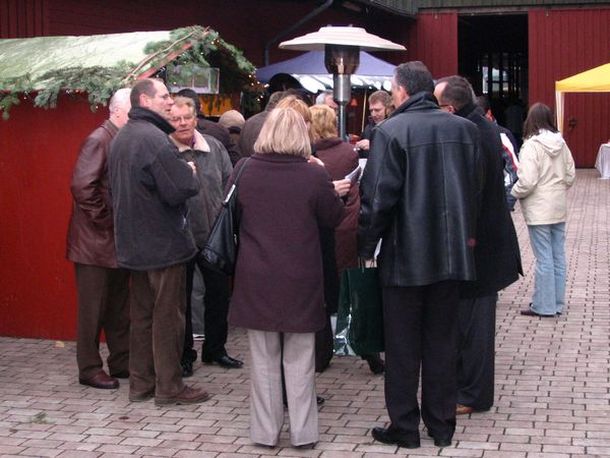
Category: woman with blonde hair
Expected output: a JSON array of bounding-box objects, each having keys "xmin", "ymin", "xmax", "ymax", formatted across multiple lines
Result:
[
  {"xmin": 227, "ymin": 107, "xmax": 345, "ymax": 448},
  {"xmin": 511, "ymin": 103, "xmax": 575, "ymax": 317},
  {"xmin": 309, "ymin": 103, "xmax": 385, "ymax": 374}
]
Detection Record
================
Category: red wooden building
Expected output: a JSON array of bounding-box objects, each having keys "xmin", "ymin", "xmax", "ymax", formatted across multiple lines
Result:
[{"xmin": 1, "ymin": 0, "xmax": 609, "ymax": 339}]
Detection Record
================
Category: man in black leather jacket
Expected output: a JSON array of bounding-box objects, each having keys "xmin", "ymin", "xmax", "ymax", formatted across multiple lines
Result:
[
  {"xmin": 359, "ymin": 62, "xmax": 482, "ymax": 449},
  {"xmin": 434, "ymin": 76, "xmax": 522, "ymax": 416}
]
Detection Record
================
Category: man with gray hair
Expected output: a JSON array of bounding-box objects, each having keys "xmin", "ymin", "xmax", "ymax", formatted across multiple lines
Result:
[
  {"xmin": 359, "ymin": 62, "xmax": 481, "ymax": 449},
  {"xmin": 67, "ymin": 88, "xmax": 132, "ymax": 390},
  {"xmin": 315, "ymin": 90, "xmax": 338, "ymax": 111}
]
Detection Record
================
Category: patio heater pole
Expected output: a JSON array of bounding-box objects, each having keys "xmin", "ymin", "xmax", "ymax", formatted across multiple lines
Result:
[{"xmin": 325, "ymin": 44, "xmax": 359, "ymax": 140}]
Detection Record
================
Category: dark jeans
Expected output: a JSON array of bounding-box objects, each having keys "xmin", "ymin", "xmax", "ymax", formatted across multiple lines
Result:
[
  {"xmin": 129, "ymin": 264, "xmax": 186, "ymax": 398},
  {"xmin": 184, "ymin": 257, "xmax": 231, "ymax": 361},
  {"xmin": 382, "ymin": 282, "xmax": 460, "ymax": 441},
  {"xmin": 75, "ymin": 263, "xmax": 130, "ymax": 379}
]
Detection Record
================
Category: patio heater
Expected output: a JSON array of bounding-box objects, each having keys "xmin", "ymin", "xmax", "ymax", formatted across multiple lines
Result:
[{"xmin": 279, "ymin": 26, "xmax": 405, "ymax": 140}]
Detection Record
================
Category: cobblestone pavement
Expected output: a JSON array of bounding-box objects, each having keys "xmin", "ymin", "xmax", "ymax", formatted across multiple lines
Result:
[{"xmin": 1, "ymin": 169, "xmax": 609, "ymax": 457}]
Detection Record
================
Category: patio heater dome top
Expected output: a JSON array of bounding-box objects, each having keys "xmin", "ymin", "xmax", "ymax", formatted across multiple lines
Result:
[{"xmin": 279, "ymin": 26, "xmax": 406, "ymax": 52}]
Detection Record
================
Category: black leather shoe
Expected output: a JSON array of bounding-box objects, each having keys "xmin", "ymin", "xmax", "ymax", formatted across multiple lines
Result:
[
  {"xmin": 433, "ymin": 437, "xmax": 452, "ymax": 447},
  {"xmin": 202, "ymin": 354, "xmax": 243, "ymax": 369},
  {"xmin": 363, "ymin": 354, "xmax": 385, "ymax": 374},
  {"xmin": 427, "ymin": 431, "xmax": 452, "ymax": 447},
  {"xmin": 183, "ymin": 347, "xmax": 198, "ymax": 363},
  {"xmin": 181, "ymin": 359, "xmax": 194, "ymax": 377},
  {"xmin": 294, "ymin": 442, "xmax": 316, "ymax": 449},
  {"xmin": 371, "ymin": 426, "xmax": 420, "ymax": 449},
  {"xmin": 520, "ymin": 308, "xmax": 555, "ymax": 317}
]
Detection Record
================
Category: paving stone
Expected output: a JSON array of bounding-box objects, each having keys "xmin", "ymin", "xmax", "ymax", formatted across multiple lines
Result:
[{"xmin": 1, "ymin": 170, "xmax": 609, "ymax": 457}]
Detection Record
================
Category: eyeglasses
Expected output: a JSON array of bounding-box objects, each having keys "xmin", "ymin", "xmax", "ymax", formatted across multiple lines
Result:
[{"xmin": 170, "ymin": 114, "xmax": 195, "ymax": 123}]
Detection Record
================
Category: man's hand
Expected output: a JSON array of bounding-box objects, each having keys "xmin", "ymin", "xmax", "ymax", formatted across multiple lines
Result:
[{"xmin": 355, "ymin": 139, "xmax": 370, "ymax": 151}]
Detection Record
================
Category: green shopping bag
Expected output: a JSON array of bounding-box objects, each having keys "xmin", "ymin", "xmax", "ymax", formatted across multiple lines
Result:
[{"xmin": 334, "ymin": 266, "xmax": 384, "ymax": 355}]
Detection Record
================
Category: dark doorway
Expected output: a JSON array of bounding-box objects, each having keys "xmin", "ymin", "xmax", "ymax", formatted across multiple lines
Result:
[{"xmin": 458, "ymin": 14, "xmax": 527, "ymax": 125}]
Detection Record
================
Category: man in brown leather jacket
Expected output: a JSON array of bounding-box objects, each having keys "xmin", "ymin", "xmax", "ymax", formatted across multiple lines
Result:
[{"xmin": 66, "ymin": 88, "xmax": 131, "ymax": 390}]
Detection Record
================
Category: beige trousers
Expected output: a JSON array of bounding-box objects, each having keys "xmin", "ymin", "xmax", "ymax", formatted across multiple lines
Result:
[{"xmin": 247, "ymin": 330, "xmax": 319, "ymax": 447}]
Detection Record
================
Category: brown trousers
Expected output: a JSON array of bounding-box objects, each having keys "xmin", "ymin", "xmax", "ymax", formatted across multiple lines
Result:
[
  {"xmin": 129, "ymin": 264, "xmax": 186, "ymax": 399},
  {"xmin": 75, "ymin": 263, "xmax": 130, "ymax": 380}
]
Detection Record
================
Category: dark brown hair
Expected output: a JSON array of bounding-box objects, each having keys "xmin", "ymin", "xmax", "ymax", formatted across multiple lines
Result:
[
  {"xmin": 523, "ymin": 103, "xmax": 558, "ymax": 139},
  {"xmin": 130, "ymin": 78, "xmax": 158, "ymax": 107}
]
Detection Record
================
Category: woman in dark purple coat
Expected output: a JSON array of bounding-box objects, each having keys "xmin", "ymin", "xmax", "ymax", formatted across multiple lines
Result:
[{"xmin": 228, "ymin": 107, "xmax": 345, "ymax": 448}]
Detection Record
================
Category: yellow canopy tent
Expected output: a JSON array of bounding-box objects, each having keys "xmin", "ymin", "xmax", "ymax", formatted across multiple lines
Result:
[{"xmin": 555, "ymin": 63, "xmax": 610, "ymax": 132}]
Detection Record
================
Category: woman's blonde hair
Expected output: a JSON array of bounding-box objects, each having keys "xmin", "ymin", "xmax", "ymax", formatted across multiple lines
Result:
[
  {"xmin": 254, "ymin": 107, "xmax": 312, "ymax": 158},
  {"xmin": 309, "ymin": 104, "xmax": 337, "ymax": 141},
  {"xmin": 274, "ymin": 95, "xmax": 312, "ymax": 123}
]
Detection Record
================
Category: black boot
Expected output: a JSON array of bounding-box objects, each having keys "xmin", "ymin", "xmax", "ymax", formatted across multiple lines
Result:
[{"xmin": 363, "ymin": 353, "xmax": 385, "ymax": 374}]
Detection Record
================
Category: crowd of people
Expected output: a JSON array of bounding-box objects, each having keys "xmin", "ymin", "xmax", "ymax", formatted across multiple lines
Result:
[{"xmin": 66, "ymin": 60, "xmax": 576, "ymax": 449}]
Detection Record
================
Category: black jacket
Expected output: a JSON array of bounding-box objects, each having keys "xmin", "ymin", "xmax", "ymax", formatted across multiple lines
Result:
[
  {"xmin": 358, "ymin": 92, "xmax": 482, "ymax": 287},
  {"xmin": 456, "ymin": 104, "xmax": 522, "ymax": 297},
  {"xmin": 108, "ymin": 107, "xmax": 199, "ymax": 270}
]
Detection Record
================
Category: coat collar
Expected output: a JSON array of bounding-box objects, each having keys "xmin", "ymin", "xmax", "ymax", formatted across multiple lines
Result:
[
  {"xmin": 251, "ymin": 152, "xmax": 308, "ymax": 163},
  {"xmin": 102, "ymin": 119, "xmax": 119, "ymax": 136},
  {"xmin": 171, "ymin": 130, "xmax": 211, "ymax": 153},
  {"xmin": 314, "ymin": 137, "xmax": 343, "ymax": 151},
  {"xmin": 128, "ymin": 107, "xmax": 175, "ymax": 135},
  {"xmin": 455, "ymin": 102, "xmax": 482, "ymax": 120},
  {"xmin": 391, "ymin": 91, "xmax": 439, "ymax": 117}
]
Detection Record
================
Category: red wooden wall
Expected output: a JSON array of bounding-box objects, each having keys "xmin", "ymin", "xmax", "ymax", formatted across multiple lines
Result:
[
  {"xmin": 0, "ymin": 97, "xmax": 106, "ymax": 339},
  {"xmin": 8, "ymin": 0, "xmax": 407, "ymax": 67},
  {"xmin": 407, "ymin": 11, "xmax": 458, "ymax": 79},
  {"xmin": 0, "ymin": 0, "xmax": 409, "ymax": 339},
  {"xmin": 529, "ymin": 8, "xmax": 610, "ymax": 167},
  {"xmin": 0, "ymin": 0, "xmax": 47, "ymax": 37}
]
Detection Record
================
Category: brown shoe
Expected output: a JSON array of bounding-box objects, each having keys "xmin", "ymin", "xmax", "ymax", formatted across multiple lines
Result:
[
  {"xmin": 154, "ymin": 385, "xmax": 210, "ymax": 406},
  {"xmin": 79, "ymin": 370, "xmax": 119, "ymax": 390},
  {"xmin": 129, "ymin": 389, "xmax": 155, "ymax": 402},
  {"xmin": 456, "ymin": 403, "xmax": 474, "ymax": 415}
]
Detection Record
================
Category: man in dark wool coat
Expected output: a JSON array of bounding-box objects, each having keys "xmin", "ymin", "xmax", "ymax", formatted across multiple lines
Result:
[
  {"xmin": 109, "ymin": 78, "xmax": 209, "ymax": 407},
  {"xmin": 435, "ymin": 75, "xmax": 522, "ymax": 416}
]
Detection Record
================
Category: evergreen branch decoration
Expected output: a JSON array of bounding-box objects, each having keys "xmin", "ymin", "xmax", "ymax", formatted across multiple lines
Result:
[{"xmin": 0, "ymin": 25, "xmax": 263, "ymax": 119}]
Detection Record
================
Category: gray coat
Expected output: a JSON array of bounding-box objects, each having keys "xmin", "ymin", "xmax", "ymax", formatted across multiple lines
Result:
[
  {"xmin": 108, "ymin": 107, "xmax": 199, "ymax": 270},
  {"xmin": 172, "ymin": 131, "xmax": 233, "ymax": 247}
]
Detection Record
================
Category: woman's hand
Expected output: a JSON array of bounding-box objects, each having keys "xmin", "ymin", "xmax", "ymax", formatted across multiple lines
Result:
[
  {"xmin": 333, "ymin": 178, "xmax": 351, "ymax": 197},
  {"xmin": 308, "ymin": 156, "xmax": 325, "ymax": 167}
]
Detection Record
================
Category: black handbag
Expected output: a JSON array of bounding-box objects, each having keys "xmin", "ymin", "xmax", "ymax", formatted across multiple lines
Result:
[{"xmin": 199, "ymin": 158, "xmax": 251, "ymax": 275}]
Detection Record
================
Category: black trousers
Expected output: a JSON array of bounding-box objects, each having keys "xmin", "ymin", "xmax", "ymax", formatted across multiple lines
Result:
[
  {"xmin": 457, "ymin": 294, "xmax": 497, "ymax": 411},
  {"xmin": 183, "ymin": 257, "xmax": 231, "ymax": 361},
  {"xmin": 382, "ymin": 282, "xmax": 459, "ymax": 441}
]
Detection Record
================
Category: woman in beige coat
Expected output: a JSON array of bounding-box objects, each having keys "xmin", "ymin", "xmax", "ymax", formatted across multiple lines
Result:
[{"xmin": 511, "ymin": 103, "xmax": 575, "ymax": 317}]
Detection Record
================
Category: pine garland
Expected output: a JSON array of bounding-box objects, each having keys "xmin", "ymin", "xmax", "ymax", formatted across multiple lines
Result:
[{"xmin": 0, "ymin": 26, "xmax": 263, "ymax": 119}]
